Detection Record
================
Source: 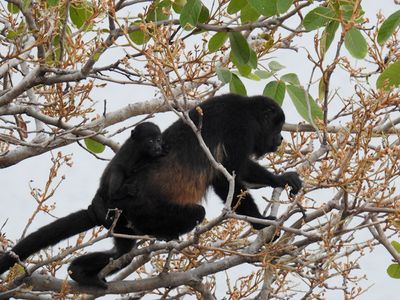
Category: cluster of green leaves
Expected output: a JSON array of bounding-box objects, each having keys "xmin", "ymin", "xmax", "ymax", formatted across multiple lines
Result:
[
  {"xmin": 206, "ymin": 0, "xmax": 295, "ymax": 98},
  {"xmin": 304, "ymin": 3, "xmax": 399, "ymax": 65},
  {"xmin": 7, "ymin": 0, "xmax": 94, "ymax": 65},
  {"xmin": 226, "ymin": 0, "xmax": 293, "ymax": 23},
  {"xmin": 217, "ymin": 62, "xmax": 323, "ymax": 124},
  {"xmin": 207, "ymin": 3, "xmax": 328, "ymax": 124},
  {"xmin": 303, "ymin": 5, "xmax": 400, "ymax": 94},
  {"xmin": 208, "ymin": 31, "xmax": 251, "ymax": 94},
  {"xmin": 129, "ymin": 0, "xmax": 210, "ymax": 44},
  {"xmin": 69, "ymin": 1, "xmax": 94, "ymax": 29},
  {"xmin": 8, "ymin": 0, "xmax": 94, "ymax": 28},
  {"xmin": 387, "ymin": 241, "xmax": 400, "ymax": 279},
  {"xmin": 303, "ymin": 3, "xmax": 366, "ymax": 59}
]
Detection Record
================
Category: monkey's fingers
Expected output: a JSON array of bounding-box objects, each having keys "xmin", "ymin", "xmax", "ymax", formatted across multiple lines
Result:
[{"xmin": 287, "ymin": 173, "xmax": 302, "ymax": 196}]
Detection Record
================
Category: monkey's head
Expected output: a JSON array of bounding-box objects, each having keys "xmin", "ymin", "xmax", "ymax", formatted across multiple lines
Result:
[
  {"xmin": 251, "ymin": 96, "xmax": 285, "ymax": 157},
  {"xmin": 131, "ymin": 122, "xmax": 164, "ymax": 158}
]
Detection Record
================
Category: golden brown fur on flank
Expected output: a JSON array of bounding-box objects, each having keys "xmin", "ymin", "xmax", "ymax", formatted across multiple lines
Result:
[{"xmin": 151, "ymin": 143, "xmax": 224, "ymax": 205}]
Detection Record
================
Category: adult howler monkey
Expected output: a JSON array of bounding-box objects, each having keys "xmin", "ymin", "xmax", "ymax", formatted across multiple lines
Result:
[
  {"xmin": 0, "ymin": 122, "xmax": 165, "ymax": 278},
  {"xmin": 0, "ymin": 94, "xmax": 302, "ymax": 288}
]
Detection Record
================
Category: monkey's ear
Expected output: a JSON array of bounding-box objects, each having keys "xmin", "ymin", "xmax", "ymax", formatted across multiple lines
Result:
[{"xmin": 263, "ymin": 106, "xmax": 285, "ymax": 124}]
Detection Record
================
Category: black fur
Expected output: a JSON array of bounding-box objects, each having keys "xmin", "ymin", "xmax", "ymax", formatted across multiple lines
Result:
[
  {"xmin": 0, "ymin": 122, "xmax": 164, "ymax": 283},
  {"xmin": 101, "ymin": 122, "xmax": 164, "ymax": 201},
  {"xmin": 0, "ymin": 94, "xmax": 302, "ymax": 288}
]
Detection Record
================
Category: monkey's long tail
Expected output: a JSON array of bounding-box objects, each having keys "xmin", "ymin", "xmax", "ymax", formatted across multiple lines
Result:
[{"xmin": 0, "ymin": 209, "xmax": 97, "ymax": 274}]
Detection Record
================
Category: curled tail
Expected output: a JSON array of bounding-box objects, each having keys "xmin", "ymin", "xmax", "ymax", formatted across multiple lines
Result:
[{"xmin": 0, "ymin": 209, "xmax": 98, "ymax": 274}]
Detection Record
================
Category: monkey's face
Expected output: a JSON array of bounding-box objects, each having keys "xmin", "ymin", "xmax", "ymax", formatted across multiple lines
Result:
[
  {"xmin": 253, "ymin": 106, "xmax": 285, "ymax": 158},
  {"xmin": 269, "ymin": 130, "xmax": 284, "ymax": 152},
  {"xmin": 254, "ymin": 125, "xmax": 283, "ymax": 157},
  {"xmin": 143, "ymin": 136, "xmax": 164, "ymax": 157},
  {"xmin": 251, "ymin": 96, "xmax": 286, "ymax": 157}
]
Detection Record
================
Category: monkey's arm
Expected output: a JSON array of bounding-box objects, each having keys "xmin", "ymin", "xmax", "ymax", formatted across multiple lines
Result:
[
  {"xmin": 241, "ymin": 159, "xmax": 302, "ymax": 195},
  {"xmin": 107, "ymin": 169, "xmax": 125, "ymax": 198},
  {"xmin": 213, "ymin": 176, "xmax": 276, "ymax": 230}
]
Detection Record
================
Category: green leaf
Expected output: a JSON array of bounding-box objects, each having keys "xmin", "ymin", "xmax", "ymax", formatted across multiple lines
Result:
[
  {"xmin": 227, "ymin": 0, "xmax": 247, "ymax": 15},
  {"xmin": 318, "ymin": 78, "xmax": 326, "ymax": 101},
  {"xmin": 341, "ymin": 4, "xmax": 355, "ymax": 21},
  {"xmin": 240, "ymin": 4, "xmax": 260, "ymax": 23},
  {"xmin": 229, "ymin": 32, "xmax": 250, "ymax": 65},
  {"xmin": 84, "ymin": 138, "xmax": 105, "ymax": 154},
  {"xmin": 7, "ymin": 30, "xmax": 18, "ymax": 39},
  {"xmin": 47, "ymin": 0, "xmax": 59, "ymax": 7},
  {"xmin": 229, "ymin": 74, "xmax": 247, "ymax": 95},
  {"xmin": 248, "ymin": 49, "xmax": 258, "ymax": 69},
  {"xmin": 233, "ymin": 60, "xmax": 252, "ymax": 76},
  {"xmin": 69, "ymin": 2, "xmax": 93, "ymax": 29},
  {"xmin": 21, "ymin": 0, "xmax": 30, "ymax": 11},
  {"xmin": 147, "ymin": 0, "xmax": 171, "ymax": 22},
  {"xmin": 287, "ymin": 85, "xmax": 323, "ymax": 124},
  {"xmin": 377, "ymin": 10, "xmax": 400, "ymax": 45},
  {"xmin": 198, "ymin": 5, "xmax": 209, "ymax": 23},
  {"xmin": 208, "ymin": 32, "xmax": 228, "ymax": 52},
  {"xmin": 230, "ymin": 52, "xmax": 252, "ymax": 76},
  {"xmin": 237, "ymin": 65, "xmax": 252, "ymax": 76},
  {"xmin": 344, "ymin": 27, "xmax": 368, "ymax": 59},
  {"xmin": 268, "ymin": 61, "xmax": 285, "ymax": 72},
  {"xmin": 391, "ymin": 241, "xmax": 400, "ymax": 253},
  {"xmin": 216, "ymin": 67, "xmax": 232, "ymax": 83},
  {"xmin": 7, "ymin": 2, "xmax": 20, "ymax": 14},
  {"xmin": 277, "ymin": 0, "xmax": 293, "ymax": 14},
  {"xmin": 320, "ymin": 21, "xmax": 339, "ymax": 56},
  {"xmin": 387, "ymin": 264, "xmax": 400, "ymax": 279},
  {"xmin": 244, "ymin": 73, "xmax": 261, "ymax": 81},
  {"xmin": 93, "ymin": 51, "xmax": 102, "ymax": 61},
  {"xmin": 254, "ymin": 70, "xmax": 273, "ymax": 79},
  {"xmin": 180, "ymin": 0, "xmax": 201, "ymax": 30},
  {"xmin": 377, "ymin": 61, "xmax": 400, "ymax": 90},
  {"xmin": 303, "ymin": 7, "xmax": 335, "ymax": 31},
  {"xmin": 172, "ymin": 0, "xmax": 186, "ymax": 13},
  {"xmin": 248, "ymin": 0, "xmax": 276, "ymax": 17},
  {"xmin": 263, "ymin": 80, "xmax": 286, "ymax": 105},
  {"xmin": 280, "ymin": 73, "xmax": 299, "ymax": 85},
  {"xmin": 11, "ymin": 263, "xmax": 26, "ymax": 275},
  {"xmin": 129, "ymin": 22, "xmax": 150, "ymax": 45}
]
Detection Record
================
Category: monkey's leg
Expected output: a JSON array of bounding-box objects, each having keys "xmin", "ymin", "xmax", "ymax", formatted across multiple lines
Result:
[
  {"xmin": 126, "ymin": 200, "xmax": 206, "ymax": 240},
  {"xmin": 68, "ymin": 251, "xmax": 112, "ymax": 289},
  {"xmin": 68, "ymin": 225, "xmax": 136, "ymax": 288}
]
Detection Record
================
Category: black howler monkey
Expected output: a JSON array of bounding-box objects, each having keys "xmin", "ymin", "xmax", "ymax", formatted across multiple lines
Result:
[
  {"xmin": 0, "ymin": 94, "xmax": 302, "ymax": 288},
  {"xmin": 0, "ymin": 122, "xmax": 165, "ymax": 280},
  {"xmin": 101, "ymin": 122, "xmax": 164, "ymax": 201}
]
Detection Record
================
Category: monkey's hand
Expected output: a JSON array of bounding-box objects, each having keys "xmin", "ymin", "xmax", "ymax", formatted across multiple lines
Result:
[
  {"xmin": 194, "ymin": 205, "xmax": 206, "ymax": 224},
  {"xmin": 277, "ymin": 171, "xmax": 302, "ymax": 196}
]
